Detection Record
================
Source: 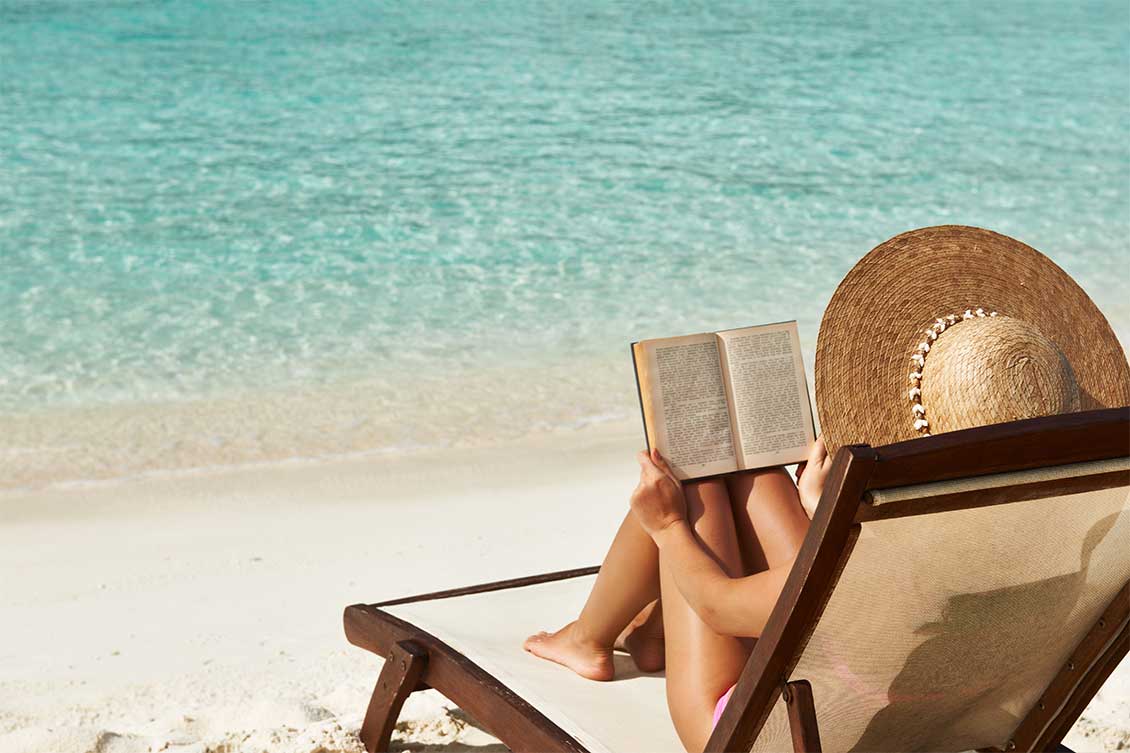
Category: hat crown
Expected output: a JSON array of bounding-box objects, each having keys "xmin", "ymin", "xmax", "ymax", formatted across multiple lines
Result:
[{"xmin": 920, "ymin": 316, "xmax": 1080, "ymax": 433}]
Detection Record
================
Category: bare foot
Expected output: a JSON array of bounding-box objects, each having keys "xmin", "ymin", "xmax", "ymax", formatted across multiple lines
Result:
[
  {"xmin": 523, "ymin": 621, "xmax": 614, "ymax": 681},
  {"xmin": 615, "ymin": 600, "xmax": 665, "ymax": 673}
]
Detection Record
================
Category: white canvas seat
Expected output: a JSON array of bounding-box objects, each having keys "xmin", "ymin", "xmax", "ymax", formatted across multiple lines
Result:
[{"xmin": 384, "ymin": 575, "xmax": 684, "ymax": 753}]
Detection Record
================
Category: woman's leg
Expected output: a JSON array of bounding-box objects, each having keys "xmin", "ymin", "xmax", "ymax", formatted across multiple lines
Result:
[
  {"xmin": 523, "ymin": 469, "xmax": 806, "ymax": 694},
  {"xmin": 614, "ymin": 597, "xmax": 665, "ymax": 672},
  {"xmin": 725, "ymin": 468, "xmax": 809, "ymax": 571},
  {"xmin": 661, "ymin": 479, "xmax": 752, "ymax": 753},
  {"xmin": 524, "ymin": 505, "xmax": 661, "ymax": 680}
]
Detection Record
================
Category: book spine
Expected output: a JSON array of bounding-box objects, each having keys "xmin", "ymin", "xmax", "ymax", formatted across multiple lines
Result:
[{"xmin": 630, "ymin": 343, "xmax": 650, "ymax": 451}]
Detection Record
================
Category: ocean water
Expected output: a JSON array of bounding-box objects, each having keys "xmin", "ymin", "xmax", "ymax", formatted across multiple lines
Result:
[{"xmin": 2, "ymin": 0, "xmax": 1129, "ymax": 489}]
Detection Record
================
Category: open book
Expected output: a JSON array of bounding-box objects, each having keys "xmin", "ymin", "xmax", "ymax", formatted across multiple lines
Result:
[{"xmin": 631, "ymin": 321, "xmax": 815, "ymax": 480}]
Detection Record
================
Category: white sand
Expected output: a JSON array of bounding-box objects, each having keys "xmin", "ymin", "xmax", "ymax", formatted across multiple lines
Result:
[{"xmin": 1, "ymin": 423, "xmax": 1127, "ymax": 752}]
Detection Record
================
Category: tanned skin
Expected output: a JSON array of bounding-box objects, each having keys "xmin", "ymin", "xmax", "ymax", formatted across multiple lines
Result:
[{"xmin": 524, "ymin": 438, "xmax": 832, "ymax": 752}]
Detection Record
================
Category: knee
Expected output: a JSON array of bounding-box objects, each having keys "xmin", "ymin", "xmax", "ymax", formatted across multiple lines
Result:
[
  {"xmin": 750, "ymin": 466, "xmax": 793, "ymax": 485},
  {"xmin": 684, "ymin": 478, "xmax": 732, "ymax": 519},
  {"xmin": 743, "ymin": 466, "xmax": 798, "ymax": 500},
  {"xmin": 726, "ymin": 467, "xmax": 793, "ymax": 506},
  {"xmin": 686, "ymin": 477, "xmax": 728, "ymax": 498}
]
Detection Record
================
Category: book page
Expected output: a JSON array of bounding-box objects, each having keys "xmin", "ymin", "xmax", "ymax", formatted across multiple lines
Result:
[
  {"xmin": 717, "ymin": 321, "xmax": 815, "ymax": 470},
  {"xmin": 635, "ymin": 333, "xmax": 738, "ymax": 480}
]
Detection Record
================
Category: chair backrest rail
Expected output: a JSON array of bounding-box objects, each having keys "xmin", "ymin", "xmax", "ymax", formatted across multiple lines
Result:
[
  {"xmin": 867, "ymin": 408, "xmax": 1129, "ymax": 489},
  {"xmin": 1010, "ymin": 580, "xmax": 1129, "ymax": 750},
  {"xmin": 1037, "ymin": 625, "xmax": 1128, "ymax": 749},
  {"xmin": 858, "ymin": 461, "xmax": 1129, "ymax": 523}
]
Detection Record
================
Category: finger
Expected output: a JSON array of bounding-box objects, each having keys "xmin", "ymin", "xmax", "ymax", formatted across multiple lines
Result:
[
  {"xmin": 637, "ymin": 465, "xmax": 654, "ymax": 483},
  {"xmin": 637, "ymin": 449, "xmax": 665, "ymax": 479},
  {"xmin": 650, "ymin": 449, "xmax": 680, "ymax": 484},
  {"xmin": 813, "ymin": 436, "xmax": 832, "ymax": 469},
  {"xmin": 806, "ymin": 435, "xmax": 828, "ymax": 467},
  {"xmin": 637, "ymin": 450, "xmax": 654, "ymax": 475}
]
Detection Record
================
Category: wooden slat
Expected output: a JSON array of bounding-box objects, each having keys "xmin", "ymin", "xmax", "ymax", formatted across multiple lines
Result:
[
  {"xmin": 856, "ymin": 468, "xmax": 1129, "ymax": 523},
  {"xmin": 704, "ymin": 445, "xmax": 877, "ymax": 752},
  {"xmin": 344, "ymin": 603, "xmax": 589, "ymax": 753},
  {"xmin": 360, "ymin": 640, "xmax": 428, "ymax": 752},
  {"xmin": 373, "ymin": 565, "xmax": 600, "ymax": 608},
  {"xmin": 867, "ymin": 408, "xmax": 1130, "ymax": 490},
  {"xmin": 785, "ymin": 680, "xmax": 822, "ymax": 753}
]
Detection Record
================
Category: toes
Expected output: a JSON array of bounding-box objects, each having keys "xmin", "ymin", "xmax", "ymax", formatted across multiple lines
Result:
[{"xmin": 523, "ymin": 632, "xmax": 551, "ymax": 651}]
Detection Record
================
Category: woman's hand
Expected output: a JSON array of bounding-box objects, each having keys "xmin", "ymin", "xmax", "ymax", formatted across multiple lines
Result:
[
  {"xmin": 794, "ymin": 436, "xmax": 833, "ymax": 519},
  {"xmin": 629, "ymin": 449, "xmax": 687, "ymax": 538}
]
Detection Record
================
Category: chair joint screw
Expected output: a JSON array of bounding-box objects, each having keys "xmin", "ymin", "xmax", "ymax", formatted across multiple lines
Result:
[
  {"xmin": 1098, "ymin": 619, "xmax": 1106, "ymax": 629},
  {"xmin": 781, "ymin": 685, "xmax": 792, "ymax": 703},
  {"xmin": 1067, "ymin": 661, "xmax": 1075, "ymax": 671},
  {"xmin": 1038, "ymin": 702, "xmax": 1045, "ymax": 711},
  {"xmin": 1005, "ymin": 740, "xmax": 1016, "ymax": 751}
]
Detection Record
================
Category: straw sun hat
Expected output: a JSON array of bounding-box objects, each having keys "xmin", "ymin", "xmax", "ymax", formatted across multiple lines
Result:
[{"xmin": 814, "ymin": 225, "xmax": 1130, "ymax": 454}]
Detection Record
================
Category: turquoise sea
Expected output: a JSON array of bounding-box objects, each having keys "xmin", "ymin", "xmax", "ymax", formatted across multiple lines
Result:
[{"xmin": 2, "ymin": 1, "xmax": 1128, "ymax": 488}]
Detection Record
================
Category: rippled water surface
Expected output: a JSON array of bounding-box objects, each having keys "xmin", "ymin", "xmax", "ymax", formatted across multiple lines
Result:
[{"xmin": 2, "ymin": 0, "xmax": 1128, "ymax": 487}]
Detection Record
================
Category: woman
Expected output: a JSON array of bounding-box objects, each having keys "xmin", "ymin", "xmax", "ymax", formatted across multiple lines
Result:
[
  {"xmin": 525, "ymin": 441, "xmax": 832, "ymax": 753},
  {"xmin": 525, "ymin": 225, "xmax": 1130, "ymax": 753}
]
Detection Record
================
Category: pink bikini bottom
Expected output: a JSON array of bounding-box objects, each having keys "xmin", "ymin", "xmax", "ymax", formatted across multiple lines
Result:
[{"xmin": 711, "ymin": 684, "xmax": 736, "ymax": 728}]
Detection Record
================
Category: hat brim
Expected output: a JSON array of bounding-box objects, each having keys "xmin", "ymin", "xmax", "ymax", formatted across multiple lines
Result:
[{"xmin": 814, "ymin": 225, "xmax": 1130, "ymax": 454}]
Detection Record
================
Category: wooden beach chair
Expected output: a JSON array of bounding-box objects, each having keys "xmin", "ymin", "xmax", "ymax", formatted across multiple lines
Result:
[{"xmin": 343, "ymin": 407, "xmax": 1130, "ymax": 752}]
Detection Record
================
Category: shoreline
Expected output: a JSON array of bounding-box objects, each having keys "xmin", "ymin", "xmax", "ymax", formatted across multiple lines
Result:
[
  {"xmin": 0, "ymin": 352, "xmax": 644, "ymax": 494},
  {"xmin": 0, "ymin": 417, "xmax": 644, "ymax": 528},
  {"xmin": 0, "ymin": 411, "xmax": 642, "ymax": 509}
]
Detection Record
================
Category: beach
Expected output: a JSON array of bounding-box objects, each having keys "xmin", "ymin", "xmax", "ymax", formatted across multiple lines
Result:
[
  {"xmin": 0, "ymin": 422, "xmax": 636, "ymax": 753},
  {"xmin": 1, "ymin": 419, "xmax": 1128, "ymax": 753},
  {"xmin": 3, "ymin": 0, "xmax": 1130, "ymax": 750}
]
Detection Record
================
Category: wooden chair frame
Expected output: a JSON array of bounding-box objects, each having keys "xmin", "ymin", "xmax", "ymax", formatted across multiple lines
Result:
[{"xmin": 343, "ymin": 407, "xmax": 1130, "ymax": 753}]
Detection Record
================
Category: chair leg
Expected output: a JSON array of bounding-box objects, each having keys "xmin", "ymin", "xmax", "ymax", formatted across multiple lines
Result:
[
  {"xmin": 785, "ymin": 680, "xmax": 822, "ymax": 753},
  {"xmin": 360, "ymin": 640, "xmax": 429, "ymax": 753}
]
